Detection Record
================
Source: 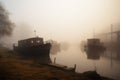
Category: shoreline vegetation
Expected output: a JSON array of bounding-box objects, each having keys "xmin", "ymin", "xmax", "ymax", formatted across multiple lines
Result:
[{"xmin": 0, "ymin": 47, "xmax": 113, "ymax": 80}]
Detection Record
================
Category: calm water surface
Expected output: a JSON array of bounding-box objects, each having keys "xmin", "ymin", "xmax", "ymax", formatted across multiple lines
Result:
[{"xmin": 50, "ymin": 44, "xmax": 120, "ymax": 80}]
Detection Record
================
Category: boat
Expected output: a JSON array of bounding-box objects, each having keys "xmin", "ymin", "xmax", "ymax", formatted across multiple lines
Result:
[
  {"xmin": 84, "ymin": 38, "xmax": 106, "ymax": 60},
  {"xmin": 85, "ymin": 38, "xmax": 106, "ymax": 51},
  {"xmin": 13, "ymin": 37, "xmax": 51, "ymax": 63}
]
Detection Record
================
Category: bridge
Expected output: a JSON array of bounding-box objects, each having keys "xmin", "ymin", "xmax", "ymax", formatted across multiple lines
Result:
[
  {"xmin": 95, "ymin": 25, "xmax": 120, "ymax": 59},
  {"xmin": 95, "ymin": 24, "xmax": 120, "ymax": 42}
]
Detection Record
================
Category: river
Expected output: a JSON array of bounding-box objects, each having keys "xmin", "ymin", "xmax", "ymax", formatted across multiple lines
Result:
[{"xmin": 50, "ymin": 44, "xmax": 120, "ymax": 80}]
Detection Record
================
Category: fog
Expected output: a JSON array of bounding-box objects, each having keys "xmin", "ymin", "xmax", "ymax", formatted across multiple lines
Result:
[
  {"xmin": 1, "ymin": 0, "xmax": 120, "ymax": 48},
  {"xmin": 0, "ymin": 1, "xmax": 120, "ymax": 79}
]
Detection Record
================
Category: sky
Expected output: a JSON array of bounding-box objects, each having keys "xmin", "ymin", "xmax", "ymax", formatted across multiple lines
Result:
[{"xmin": 0, "ymin": 0, "xmax": 120, "ymax": 47}]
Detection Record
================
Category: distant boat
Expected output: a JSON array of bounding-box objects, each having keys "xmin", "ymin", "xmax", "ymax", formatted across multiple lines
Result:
[
  {"xmin": 13, "ymin": 37, "xmax": 51, "ymax": 63},
  {"xmin": 85, "ymin": 38, "xmax": 106, "ymax": 52},
  {"xmin": 84, "ymin": 38, "xmax": 106, "ymax": 60}
]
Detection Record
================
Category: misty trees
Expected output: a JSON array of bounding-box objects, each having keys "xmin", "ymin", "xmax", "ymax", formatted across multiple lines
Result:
[{"xmin": 0, "ymin": 2, "xmax": 14, "ymax": 38}]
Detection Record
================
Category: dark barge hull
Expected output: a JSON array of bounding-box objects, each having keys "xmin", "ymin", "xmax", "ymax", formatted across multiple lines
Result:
[{"xmin": 14, "ymin": 43, "xmax": 51, "ymax": 63}]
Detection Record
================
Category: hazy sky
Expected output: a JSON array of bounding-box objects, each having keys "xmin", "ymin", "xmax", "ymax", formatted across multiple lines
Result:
[{"xmin": 1, "ymin": 0, "xmax": 120, "ymax": 45}]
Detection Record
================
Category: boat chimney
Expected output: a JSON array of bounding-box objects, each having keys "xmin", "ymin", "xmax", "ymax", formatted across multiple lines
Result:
[
  {"xmin": 93, "ymin": 28, "xmax": 95, "ymax": 38},
  {"xmin": 34, "ymin": 30, "xmax": 37, "ymax": 37}
]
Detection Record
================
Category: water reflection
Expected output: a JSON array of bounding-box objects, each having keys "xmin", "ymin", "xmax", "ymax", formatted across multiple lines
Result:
[
  {"xmin": 48, "ymin": 40, "xmax": 70, "ymax": 55},
  {"xmin": 50, "ymin": 44, "xmax": 120, "ymax": 80},
  {"xmin": 80, "ymin": 40, "xmax": 86, "ymax": 53},
  {"xmin": 48, "ymin": 40, "xmax": 61, "ymax": 55},
  {"xmin": 102, "ymin": 50, "xmax": 120, "ymax": 61},
  {"xmin": 60, "ymin": 42, "xmax": 70, "ymax": 51},
  {"xmin": 82, "ymin": 38, "xmax": 106, "ymax": 60},
  {"xmin": 85, "ymin": 49, "xmax": 104, "ymax": 60}
]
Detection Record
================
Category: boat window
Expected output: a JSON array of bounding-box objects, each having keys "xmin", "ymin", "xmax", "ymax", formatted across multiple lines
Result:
[
  {"xmin": 37, "ymin": 40, "xmax": 40, "ymax": 43},
  {"xmin": 31, "ymin": 40, "xmax": 33, "ymax": 43}
]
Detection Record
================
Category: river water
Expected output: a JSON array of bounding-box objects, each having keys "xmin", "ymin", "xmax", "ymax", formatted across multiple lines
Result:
[{"xmin": 50, "ymin": 44, "xmax": 120, "ymax": 80}]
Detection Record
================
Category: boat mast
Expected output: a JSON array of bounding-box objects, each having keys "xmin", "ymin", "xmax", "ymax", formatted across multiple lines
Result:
[{"xmin": 93, "ymin": 28, "xmax": 95, "ymax": 38}]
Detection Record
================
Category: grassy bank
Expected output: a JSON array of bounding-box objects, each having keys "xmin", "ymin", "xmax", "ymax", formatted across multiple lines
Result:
[{"xmin": 0, "ymin": 48, "xmax": 113, "ymax": 80}]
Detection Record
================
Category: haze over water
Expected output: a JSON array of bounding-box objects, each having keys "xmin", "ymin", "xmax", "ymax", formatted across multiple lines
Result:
[
  {"xmin": 0, "ymin": 0, "xmax": 120, "ymax": 80},
  {"xmin": 50, "ymin": 44, "xmax": 120, "ymax": 80}
]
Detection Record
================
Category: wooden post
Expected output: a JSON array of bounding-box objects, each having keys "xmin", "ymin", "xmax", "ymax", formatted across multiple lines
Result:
[
  {"xmin": 74, "ymin": 64, "xmax": 76, "ymax": 72},
  {"xmin": 54, "ymin": 57, "xmax": 56, "ymax": 64},
  {"xmin": 111, "ymin": 24, "xmax": 113, "ymax": 42},
  {"xmin": 110, "ymin": 24, "xmax": 113, "ymax": 68}
]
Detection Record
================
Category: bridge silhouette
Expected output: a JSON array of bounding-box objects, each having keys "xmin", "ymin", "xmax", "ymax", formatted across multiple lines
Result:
[{"xmin": 95, "ymin": 25, "xmax": 120, "ymax": 60}]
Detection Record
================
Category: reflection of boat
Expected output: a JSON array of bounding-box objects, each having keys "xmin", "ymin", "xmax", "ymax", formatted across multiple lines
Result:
[
  {"xmin": 86, "ymin": 50, "xmax": 102, "ymax": 60},
  {"xmin": 13, "ymin": 37, "xmax": 51, "ymax": 63},
  {"xmin": 85, "ymin": 38, "xmax": 106, "ymax": 52}
]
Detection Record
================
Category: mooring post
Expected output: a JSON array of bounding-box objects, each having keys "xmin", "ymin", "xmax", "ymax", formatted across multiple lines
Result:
[
  {"xmin": 54, "ymin": 57, "xmax": 56, "ymax": 64},
  {"xmin": 74, "ymin": 64, "xmax": 76, "ymax": 72}
]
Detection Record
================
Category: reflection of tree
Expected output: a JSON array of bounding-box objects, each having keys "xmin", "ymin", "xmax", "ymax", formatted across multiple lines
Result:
[
  {"xmin": 46, "ymin": 40, "xmax": 61, "ymax": 55},
  {"xmin": 46, "ymin": 40, "xmax": 70, "ymax": 55},
  {"xmin": 80, "ymin": 41, "xmax": 87, "ymax": 52},
  {"xmin": 60, "ymin": 42, "xmax": 70, "ymax": 51}
]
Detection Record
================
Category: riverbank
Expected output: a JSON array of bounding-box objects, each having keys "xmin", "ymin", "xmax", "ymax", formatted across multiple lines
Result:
[{"xmin": 0, "ymin": 48, "xmax": 113, "ymax": 80}]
